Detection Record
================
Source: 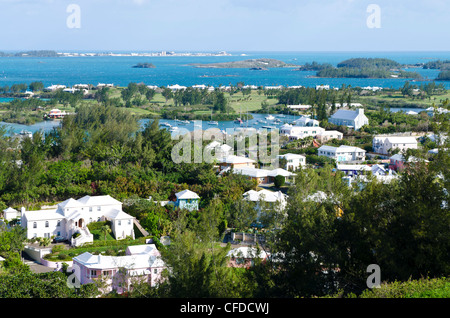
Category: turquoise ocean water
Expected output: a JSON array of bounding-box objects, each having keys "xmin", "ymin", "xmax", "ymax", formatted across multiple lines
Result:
[
  {"xmin": 0, "ymin": 51, "xmax": 448, "ymax": 135},
  {"xmin": 0, "ymin": 51, "xmax": 449, "ymax": 89}
]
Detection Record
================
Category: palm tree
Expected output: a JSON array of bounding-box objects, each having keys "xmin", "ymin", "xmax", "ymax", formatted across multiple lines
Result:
[{"xmin": 100, "ymin": 225, "xmax": 111, "ymax": 241}]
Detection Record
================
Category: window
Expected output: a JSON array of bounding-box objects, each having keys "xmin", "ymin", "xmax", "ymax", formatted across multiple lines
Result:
[
  {"xmin": 33, "ymin": 222, "xmax": 37, "ymax": 228},
  {"xmin": 128, "ymin": 219, "xmax": 131, "ymax": 225},
  {"xmin": 154, "ymin": 269, "xmax": 158, "ymax": 274},
  {"xmin": 57, "ymin": 231, "xmax": 60, "ymax": 236},
  {"xmin": 118, "ymin": 220, "xmax": 121, "ymax": 226},
  {"xmin": 89, "ymin": 207, "xmax": 92, "ymax": 212},
  {"xmin": 89, "ymin": 270, "xmax": 97, "ymax": 278},
  {"xmin": 57, "ymin": 220, "xmax": 61, "ymax": 226},
  {"xmin": 102, "ymin": 270, "xmax": 111, "ymax": 277},
  {"xmin": 97, "ymin": 206, "xmax": 101, "ymax": 211}
]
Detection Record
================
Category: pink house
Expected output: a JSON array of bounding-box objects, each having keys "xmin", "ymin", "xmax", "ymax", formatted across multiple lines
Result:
[
  {"xmin": 72, "ymin": 244, "xmax": 165, "ymax": 294},
  {"xmin": 389, "ymin": 154, "xmax": 428, "ymax": 172}
]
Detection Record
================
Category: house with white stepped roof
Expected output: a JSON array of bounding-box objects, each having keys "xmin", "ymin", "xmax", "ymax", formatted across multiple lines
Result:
[
  {"xmin": 72, "ymin": 244, "xmax": 165, "ymax": 293},
  {"xmin": 328, "ymin": 108, "xmax": 369, "ymax": 131},
  {"xmin": 20, "ymin": 195, "xmax": 135, "ymax": 246}
]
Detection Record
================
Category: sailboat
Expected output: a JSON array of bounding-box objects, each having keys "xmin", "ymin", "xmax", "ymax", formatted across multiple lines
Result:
[{"xmin": 208, "ymin": 108, "xmax": 218, "ymax": 125}]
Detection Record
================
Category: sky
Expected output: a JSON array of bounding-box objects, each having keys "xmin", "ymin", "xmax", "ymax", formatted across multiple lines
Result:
[{"xmin": 0, "ymin": 0, "xmax": 449, "ymax": 52}]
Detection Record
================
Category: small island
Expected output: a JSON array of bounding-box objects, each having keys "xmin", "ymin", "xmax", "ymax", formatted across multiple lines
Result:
[
  {"xmin": 132, "ymin": 62, "xmax": 156, "ymax": 68},
  {"xmin": 190, "ymin": 58, "xmax": 298, "ymax": 69},
  {"xmin": 296, "ymin": 58, "xmax": 423, "ymax": 79}
]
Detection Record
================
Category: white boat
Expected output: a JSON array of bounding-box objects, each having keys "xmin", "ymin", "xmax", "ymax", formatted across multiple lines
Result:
[
  {"xmin": 265, "ymin": 115, "xmax": 275, "ymax": 120},
  {"xmin": 170, "ymin": 126, "xmax": 179, "ymax": 132},
  {"xmin": 208, "ymin": 121, "xmax": 218, "ymax": 125}
]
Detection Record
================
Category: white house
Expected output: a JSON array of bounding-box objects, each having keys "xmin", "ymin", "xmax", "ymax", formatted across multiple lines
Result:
[
  {"xmin": 316, "ymin": 130, "xmax": 343, "ymax": 143},
  {"xmin": 328, "ymin": 109, "xmax": 369, "ymax": 130},
  {"xmin": 217, "ymin": 155, "xmax": 256, "ymax": 171},
  {"xmin": 205, "ymin": 141, "xmax": 233, "ymax": 158},
  {"xmin": 372, "ymin": 136, "xmax": 418, "ymax": 155},
  {"xmin": 20, "ymin": 195, "xmax": 135, "ymax": 246},
  {"xmin": 1, "ymin": 207, "xmax": 21, "ymax": 222},
  {"xmin": 318, "ymin": 145, "xmax": 366, "ymax": 162},
  {"xmin": 232, "ymin": 167, "xmax": 294, "ymax": 184},
  {"xmin": 72, "ymin": 244, "xmax": 165, "ymax": 294},
  {"xmin": 287, "ymin": 105, "xmax": 312, "ymax": 111},
  {"xmin": 280, "ymin": 124, "xmax": 325, "ymax": 141},
  {"xmin": 277, "ymin": 153, "xmax": 306, "ymax": 171},
  {"xmin": 293, "ymin": 116, "xmax": 320, "ymax": 127},
  {"xmin": 243, "ymin": 189, "xmax": 288, "ymax": 213}
]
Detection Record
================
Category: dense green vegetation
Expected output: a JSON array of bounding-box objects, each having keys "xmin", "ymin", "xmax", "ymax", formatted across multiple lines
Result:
[
  {"xmin": 437, "ymin": 70, "xmax": 450, "ymax": 81},
  {"xmin": 0, "ymin": 50, "xmax": 59, "ymax": 57},
  {"xmin": 0, "ymin": 99, "xmax": 448, "ymax": 299},
  {"xmin": 423, "ymin": 59, "xmax": 450, "ymax": 70}
]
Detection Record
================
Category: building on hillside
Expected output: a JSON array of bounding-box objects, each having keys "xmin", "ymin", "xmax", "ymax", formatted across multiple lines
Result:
[
  {"xmin": 318, "ymin": 145, "xmax": 366, "ymax": 162},
  {"xmin": 205, "ymin": 141, "xmax": 233, "ymax": 158},
  {"xmin": 328, "ymin": 108, "xmax": 369, "ymax": 131},
  {"xmin": 1, "ymin": 207, "xmax": 21, "ymax": 222},
  {"xmin": 231, "ymin": 167, "xmax": 295, "ymax": 185},
  {"xmin": 389, "ymin": 154, "xmax": 429, "ymax": 172},
  {"xmin": 217, "ymin": 155, "xmax": 256, "ymax": 171},
  {"xmin": 72, "ymin": 244, "xmax": 165, "ymax": 294},
  {"xmin": 243, "ymin": 189, "xmax": 288, "ymax": 217},
  {"xmin": 315, "ymin": 130, "xmax": 343, "ymax": 143},
  {"xmin": 227, "ymin": 247, "xmax": 270, "ymax": 268},
  {"xmin": 20, "ymin": 195, "xmax": 135, "ymax": 246},
  {"xmin": 277, "ymin": 153, "xmax": 306, "ymax": 171},
  {"xmin": 372, "ymin": 136, "xmax": 418, "ymax": 155},
  {"xmin": 280, "ymin": 124, "xmax": 325, "ymax": 141},
  {"xmin": 293, "ymin": 116, "xmax": 319, "ymax": 127},
  {"xmin": 171, "ymin": 190, "xmax": 200, "ymax": 211}
]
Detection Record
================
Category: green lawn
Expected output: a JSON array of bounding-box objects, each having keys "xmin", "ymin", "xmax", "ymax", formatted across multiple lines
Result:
[{"xmin": 357, "ymin": 91, "xmax": 450, "ymax": 108}]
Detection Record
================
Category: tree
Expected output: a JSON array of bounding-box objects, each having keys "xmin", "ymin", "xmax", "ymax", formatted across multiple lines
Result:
[
  {"xmin": 274, "ymin": 175, "xmax": 285, "ymax": 188},
  {"xmin": 29, "ymin": 81, "xmax": 44, "ymax": 92},
  {"xmin": 100, "ymin": 224, "xmax": 111, "ymax": 241},
  {"xmin": 212, "ymin": 91, "xmax": 227, "ymax": 113}
]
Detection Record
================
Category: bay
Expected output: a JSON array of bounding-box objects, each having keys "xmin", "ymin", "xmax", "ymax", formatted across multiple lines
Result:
[{"xmin": 0, "ymin": 51, "xmax": 449, "ymax": 89}]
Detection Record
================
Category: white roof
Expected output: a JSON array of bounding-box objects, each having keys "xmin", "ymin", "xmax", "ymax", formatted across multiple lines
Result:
[
  {"xmin": 218, "ymin": 155, "xmax": 256, "ymax": 164},
  {"xmin": 23, "ymin": 209, "xmax": 61, "ymax": 221},
  {"xmin": 243, "ymin": 189, "xmax": 287, "ymax": 203},
  {"xmin": 227, "ymin": 247, "xmax": 269, "ymax": 259},
  {"xmin": 267, "ymin": 168, "xmax": 294, "ymax": 177},
  {"xmin": 73, "ymin": 252, "xmax": 165, "ymax": 270},
  {"xmin": 330, "ymin": 109, "xmax": 363, "ymax": 120},
  {"xmin": 58, "ymin": 198, "xmax": 84, "ymax": 209},
  {"xmin": 336, "ymin": 164, "xmax": 372, "ymax": 171},
  {"xmin": 3, "ymin": 207, "xmax": 18, "ymax": 213},
  {"xmin": 381, "ymin": 136, "xmax": 417, "ymax": 144},
  {"xmin": 77, "ymin": 195, "xmax": 122, "ymax": 206},
  {"xmin": 278, "ymin": 153, "xmax": 306, "ymax": 160},
  {"xmin": 126, "ymin": 244, "xmax": 160, "ymax": 256},
  {"xmin": 318, "ymin": 130, "xmax": 343, "ymax": 136},
  {"xmin": 175, "ymin": 189, "xmax": 200, "ymax": 200},
  {"xmin": 233, "ymin": 167, "xmax": 270, "ymax": 178},
  {"xmin": 104, "ymin": 209, "xmax": 134, "ymax": 220}
]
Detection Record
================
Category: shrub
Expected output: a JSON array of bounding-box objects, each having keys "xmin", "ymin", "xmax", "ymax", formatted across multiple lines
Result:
[{"xmin": 274, "ymin": 175, "xmax": 286, "ymax": 188}]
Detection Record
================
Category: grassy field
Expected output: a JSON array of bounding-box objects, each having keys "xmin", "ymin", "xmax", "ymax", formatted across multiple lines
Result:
[{"xmin": 357, "ymin": 91, "xmax": 450, "ymax": 109}]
